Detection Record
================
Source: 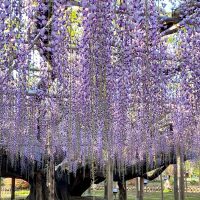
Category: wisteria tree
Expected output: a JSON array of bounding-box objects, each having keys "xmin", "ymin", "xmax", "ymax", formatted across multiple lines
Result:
[{"xmin": 0, "ymin": 0, "xmax": 199, "ymax": 200}]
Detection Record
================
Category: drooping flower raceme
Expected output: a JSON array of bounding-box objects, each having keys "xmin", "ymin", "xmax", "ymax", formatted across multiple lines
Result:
[{"xmin": 0, "ymin": 0, "xmax": 199, "ymax": 173}]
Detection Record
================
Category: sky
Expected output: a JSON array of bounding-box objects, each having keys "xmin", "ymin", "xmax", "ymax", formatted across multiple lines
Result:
[{"xmin": 162, "ymin": 0, "xmax": 180, "ymax": 12}]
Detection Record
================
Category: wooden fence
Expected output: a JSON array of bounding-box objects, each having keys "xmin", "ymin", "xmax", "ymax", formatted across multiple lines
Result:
[{"xmin": 92, "ymin": 185, "xmax": 200, "ymax": 193}]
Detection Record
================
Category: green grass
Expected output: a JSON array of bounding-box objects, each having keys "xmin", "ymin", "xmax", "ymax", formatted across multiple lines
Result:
[
  {"xmin": 132, "ymin": 192, "xmax": 200, "ymax": 200},
  {"xmin": 1, "ymin": 189, "xmax": 200, "ymax": 200},
  {"xmin": 86, "ymin": 190, "xmax": 200, "ymax": 200},
  {"xmin": 15, "ymin": 190, "xmax": 30, "ymax": 195},
  {"xmin": 1, "ymin": 190, "xmax": 29, "ymax": 200}
]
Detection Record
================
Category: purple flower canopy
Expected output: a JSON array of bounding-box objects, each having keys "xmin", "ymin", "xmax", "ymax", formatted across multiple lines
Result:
[{"xmin": 0, "ymin": 0, "xmax": 199, "ymax": 171}]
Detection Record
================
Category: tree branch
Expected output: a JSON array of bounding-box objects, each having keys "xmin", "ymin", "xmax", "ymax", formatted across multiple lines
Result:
[{"xmin": 142, "ymin": 165, "xmax": 167, "ymax": 181}]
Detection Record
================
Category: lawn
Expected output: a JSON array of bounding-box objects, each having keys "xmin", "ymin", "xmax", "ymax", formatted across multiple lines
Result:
[
  {"xmin": 86, "ymin": 190, "xmax": 200, "ymax": 200},
  {"xmin": 1, "ymin": 190, "xmax": 29, "ymax": 200},
  {"xmin": 1, "ymin": 189, "xmax": 200, "ymax": 199}
]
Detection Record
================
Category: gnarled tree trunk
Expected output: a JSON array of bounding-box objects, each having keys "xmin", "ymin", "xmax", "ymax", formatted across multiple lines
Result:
[{"xmin": 27, "ymin": 172, "xmax": 49, "ymax": 200}]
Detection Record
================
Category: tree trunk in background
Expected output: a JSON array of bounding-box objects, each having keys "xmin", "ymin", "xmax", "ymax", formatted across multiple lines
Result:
[
  {"xmin": 88, "ymin": 187, "xmax": 91, "ymax": 195},
  {"xmin": 177, "ymin": 149, "xmax": 185, "ymax": 200},
  {"xmin": 85, "ymin": 187, "xmax": 91, "ymax": 196},
  {"xmin": 139, "ymin": 177, "xmax": 144, "ymax": 200},
  {"xmin": 174, "ymin": 164, "xmax": 178, "ymax": 200},
  {"xmin": 55, "ymin": 172, "xmax": 69, "ymax": 200},
  {"xmin": 11, "ymin": 177, "xmax": 15, "ymax": 200},
  {"xmin": 118, "ymin": 180, "xmax": 127, "ymax": 200}
]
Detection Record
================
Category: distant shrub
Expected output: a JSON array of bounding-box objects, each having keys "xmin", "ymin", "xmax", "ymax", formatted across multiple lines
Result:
[
  {"xmin": 190, "ymin": 180, "xmax": 198, "ymax": 185},
  {"xmin": 163, "ymin": 188, "xmax": 172, "ymax": 193},
  {"xmin": 16, "ymin": 180, "xmax": 29, "ymax": 190},
  {"xmin": 169, "ymin": 179, "xmax": 174, "ymax": 185}
]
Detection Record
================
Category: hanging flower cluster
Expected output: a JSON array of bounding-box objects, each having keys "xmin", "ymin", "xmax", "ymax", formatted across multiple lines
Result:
[{"xmin": 0, "ymin": 0, "xmax": 199, "ymax": 174}]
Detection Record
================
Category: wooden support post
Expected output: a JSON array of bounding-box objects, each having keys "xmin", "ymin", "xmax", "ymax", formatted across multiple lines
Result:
[
  {"xmin": 104, "ymin": 180, "xmax": 107, "ymax": 199},
  {"xmin": 124, "ymin": 181, "xmax": 127, "ymax": 200},
  {"xmin": 139, "ymin": 177, "xmax": 144, "ymax": 200},
  {"xmin": 174, "ymin": 164, "xmax": 179, "ymax": 200},
  {"xmin": 47, "ymin": 158, "xmax": 55, "ymax": 200},
  {"xmin": 136, "ymin": 177, "xmax": 140, "ymax": 200},
  {"xmin": 185, "ymin": 165, "xmax": 187, "ymax": 196},
  {"xmin": 106, "ymin": 158, "xmax": 113, "ymax": 200},
  {"xmin": 36, "ymin": 172, "xmax": 43, "ymax": 200},
  {"xmin": 0, "ymin": 177, "xmax": 2, "ymax": 200},
  {"xmin": 185, "ymin": 173, "xmax": 187, "ymax": 195},
  {"xmin": 160, "ymin": 175, "xmax": 164, "ymax": 200},
  {"xmin": 177, "ymin": 148, "xmax": 185, "ymax": 200},
  {"xmin": 199, "ymin": 164, "xmax": 200, "ymax": 186},
  {"xmin": 11, "ymin": 177, "xmax": 15, "ymax": 200},
  {"xmin": 47, "ymin": 128, "xmax": 55, "ymax": 200}
]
